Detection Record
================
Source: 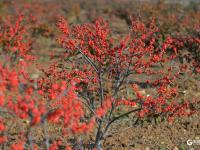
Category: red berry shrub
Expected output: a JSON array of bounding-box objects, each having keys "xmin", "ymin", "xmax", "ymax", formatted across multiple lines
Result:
[
  {"xmin": 56, "ymin": 17, "xmax": 198, "ymax": 148},
  {"xmin": 177, "ymin": 32, "xmax": 200, "ymax": 74},
  {"xmin": 0, "ymin": 14, "xmax": 93, "ymax": 149}
]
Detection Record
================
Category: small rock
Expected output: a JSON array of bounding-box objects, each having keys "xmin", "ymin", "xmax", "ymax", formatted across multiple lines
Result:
[
  {"xmin": 173, "ymin": 146, "xmax": 179, "ymax": 150},
  {"xmin": 145, "ymin": 147, "xmax": 150, "ymax": 150}
]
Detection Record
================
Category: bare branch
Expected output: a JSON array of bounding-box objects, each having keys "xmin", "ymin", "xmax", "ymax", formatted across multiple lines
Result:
[
  {"xmin": 77, "ymin": 47, "xmax": 99, "ymax": 74},
  {"xmin": 101, "ymin": 108, "xmax": 141, "ymax": 140}
]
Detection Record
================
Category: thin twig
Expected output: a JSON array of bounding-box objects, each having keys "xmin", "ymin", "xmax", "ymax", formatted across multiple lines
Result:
[
  {"xmin": 101, "ymin": 108, "xmax": 141, "ymax": 140},
  {"xmin": 77, "ymin": 48, "xmax": 99, "ymax": 74}
]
